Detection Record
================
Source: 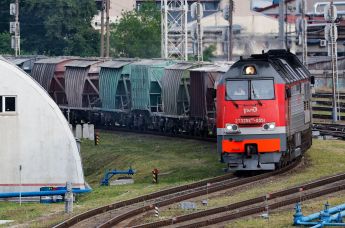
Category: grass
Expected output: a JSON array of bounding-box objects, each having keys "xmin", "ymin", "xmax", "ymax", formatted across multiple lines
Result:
[
  {"xmin": 1, "ymin": 133, "xmax": 345, "ymax": 227},
  {"xmin": 229, "ymin": 195, "xmax": 345, "ymax": 228},
  {"xmin": 140, "ymin": 139, "xmax": 345, "ymax": 226},
  {"xmin": 312, "ymin": 110, "xmax": 345, "ymax": 117},
  {"xmin": 0, "ymin": 131, "xmax": 223, "ymax": 227}
]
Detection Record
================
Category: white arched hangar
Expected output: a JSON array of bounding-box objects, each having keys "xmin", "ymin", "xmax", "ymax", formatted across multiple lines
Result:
[{"xmin": 0, "ymin": 58, "xmax": 87, "ymax": 194}]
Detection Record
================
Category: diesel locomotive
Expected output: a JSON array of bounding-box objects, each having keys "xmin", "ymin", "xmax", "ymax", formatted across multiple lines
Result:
[{"xmin": 216, "ymin": 50, "xmax": 313, "ymax": 171}]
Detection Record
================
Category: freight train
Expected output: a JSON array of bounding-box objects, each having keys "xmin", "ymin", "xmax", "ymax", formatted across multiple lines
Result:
[
  {"xmin": 6, "ymin": 50, "xmax": 313, "ymax": 171},
  {"xmin": 216, "ymin": 50, "xmax": 313, "ymax": 171},
  {"xmin": 23, "ymin": 57, "xmax": 230, "ymax": 136}
]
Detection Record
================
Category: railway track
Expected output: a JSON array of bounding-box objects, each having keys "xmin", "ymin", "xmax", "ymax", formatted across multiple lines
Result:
[
  {"xmin": 313, "ymin": 123, "xmax": 345, "ymax": 139},
  {"xmin": 54, "ymin": 158, "xmax": 300, "ymax": 228},
  {"xmin": 134, "ymin": 173, "xmax": 345, "ymax": 228},
  {"xmin": 98, "ymin": 126, "xmax": 217, "ymax": 142}
]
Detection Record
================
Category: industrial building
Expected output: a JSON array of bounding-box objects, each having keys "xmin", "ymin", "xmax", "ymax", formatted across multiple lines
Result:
[
  {"xmin": 0, "ymin": 58, "xmax": 86, "ymax": 194},
  {"xmin": 256, "ymin": 0, "xmax": 345, "ymax": 56}
]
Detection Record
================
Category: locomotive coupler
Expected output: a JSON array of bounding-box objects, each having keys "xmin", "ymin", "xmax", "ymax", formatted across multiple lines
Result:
[
  {"xmin": 241, "ymin": 153, "xmax": 246, "ymax": 168},
  {"xmin": 257, "ymin": 152, "xmax": 261, "ymax": 168}
]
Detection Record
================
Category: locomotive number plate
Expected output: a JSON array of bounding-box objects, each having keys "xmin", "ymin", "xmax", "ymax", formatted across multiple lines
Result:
[{"xmin": 235, "ymin": 118, "xmax": 266, "ymax": 124}]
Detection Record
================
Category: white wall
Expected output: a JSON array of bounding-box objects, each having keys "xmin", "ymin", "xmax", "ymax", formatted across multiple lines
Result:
[{"xmin": 0, "ymin": 59, "xmax": 86, "ymax": 193}]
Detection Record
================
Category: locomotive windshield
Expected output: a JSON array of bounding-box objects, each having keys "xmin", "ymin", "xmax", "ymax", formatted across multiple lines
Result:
[{"xmin": 226, "ymin": 79, "xmax": 274, "ymax": 100}]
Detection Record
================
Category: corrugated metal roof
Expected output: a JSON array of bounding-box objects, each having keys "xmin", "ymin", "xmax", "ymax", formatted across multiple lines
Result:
[
  {"xmin": 34, "ymin": 58, "xmax": 70, "ymax": 64},
  {"xmin": 99, "ymin": 60, "xmax": 132, "ymax": 69},
  {"xmin": 165, "ymin": 62, "xmax": 197, "ymax": 70},
  {"xmin": 10, "ymin": 58, "xmax": 33, "ymax": 65},
  {"xmin": 65, "ymin": 67, "xmax": 89, "ymax": 107},
  {"xmin": 31, "ymin": 63, "xmax": 56, "ymax": 91},
  {"xmin": 130, "ymin": 60, "xmax": 174, "ymax": 111},
  {"xmin": 99, "ymin": 67, "xmax": 123, "ymax": 110},
  {"xmin": 133, "ymin": 59, "xmax": 167, "ymax": 66},
  {"xmin": 65, "ymin": 60, "xmax": 100, "ymax": 68}
]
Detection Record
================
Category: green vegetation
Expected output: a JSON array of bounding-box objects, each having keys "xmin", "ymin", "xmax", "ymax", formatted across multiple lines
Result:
[
  {"xmin": 141, "ymin": 139, "xmax": 345, "ymax": 226},
  {"xmin": 230, "ymin": 195, "xmax": 345, "ymax": 228},
  {"xmin": 1, "ymin": 133, "xmax": 345, "ymax": 227},
  {"xmin": 0, "ymin": 32, "xmax": 12, "ymax": 55},
  {"xmin": 202, "ymin": 44, "xmax": 216, "ymax": 61},
  {"xmin": 0, "ymin": 131, "xmax": 223, "ymax": 226},
  {"xmin": 0, "ymin": 0, "xmax": 99, "ymax": 56},
  {"xmin": 189, "ymin": 44, "xmax": 217, "ymax": 62},
  {"xmin": 110, "ymin": 1, "xmax": 161, "ymax": 58},
  {"xmin": 313, "ymin": 110, "xmax": 345, "ymax": 117}
]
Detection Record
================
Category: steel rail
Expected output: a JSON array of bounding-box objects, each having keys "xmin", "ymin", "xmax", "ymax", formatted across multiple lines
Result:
[
  {"xmin": 98, "ymin": 127, "xmax": 217, "ymax": 142},
  {"xmin": 134, "ymin": 172, "xmax": 345, "ymax": 228},
  {"xmin": 53, "ymin": 172, "xmax": 235, "ymax": 228},
  {"xmin": 95, "ymin": 158, "xmax": 301, "ymax": 228},
  {"xmin": 177, "ymin": 183, "xmax": 345, "ymax": 228}
]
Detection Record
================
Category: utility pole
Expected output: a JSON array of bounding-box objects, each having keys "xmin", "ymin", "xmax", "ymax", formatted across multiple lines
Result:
[
  {"xmin": 105, "ymin": 0, "xmax": 110, "ymax": 57},
  {"xmin": 228, "ymin": 0, "xmax": 233, "ymax": 61},
  {"xmin": 15, "ymin": 0, "xmax": 20, "ymax": 56},
  {"xmin": 278, "ymin": 0, "xmax": 285, "ymax": 49},
  {"xmin": 161, "ymin": 0, "xmax": 188, "ymax": 60},
  {"xmin": 301, "ymin": 0, "xmax": 307, "ymax": 67},
  {"xmin": 196, "ymin": 0, "xmax": 203, "ymax": 61},
  {"xmin": 100, "ymin": 0, "xmax": 105, "ymax": 57},
  {"xmin": 326, "ymin": 1, "xmax": 339, "ymax": 122},
  {"xmin": 323, "ymin": 1, "xmax": 339, "ymax": 122}
]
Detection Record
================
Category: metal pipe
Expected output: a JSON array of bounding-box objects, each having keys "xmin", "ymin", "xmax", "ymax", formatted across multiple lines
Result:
[
  {"xmin": 197, "ymin": 0, "xmax": 202, "ymax": 62},
  {"xmin": 15, "ymin": 0, "xmax": 20, "ymax": 56},
  {"xmin": 227, "ymin": 0, "xmax": 233, "ymax": 61},
  {"xmin": 301, "ymin": 0, "xmax": 307, "ymax": 67},
  {"xmin": 296, "ymin": 203, "xmax": 345, "ymax": 223},
  {"xmin": 0, "ymin": 188, "xmax": 91, "ymax": 198},
  {"xmin": 100, "ymin": 0, "xmax": 105, "ymax": 57},
  {"xmin": 314, "ymin": 1, "xmax": 345, "ymax": 14},
  {"xmin": 106, "ymin": 0, "xmax": 110, "ymax": 58},
  {"xmin": 279, "ymin": 0, "xmax": 285, "ymax": 49}
]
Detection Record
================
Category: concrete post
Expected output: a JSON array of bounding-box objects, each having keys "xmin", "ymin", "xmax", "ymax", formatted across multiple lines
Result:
[
  {"xmin": 88, "ymin": 124, "xmax": 95, "ymax": 141},
  {"xmin": 76, "ymin": 124, "xmax": 82, "ymax": 139},
  {"xmin": 82, "ymin": 124, "xmax": 89, "ymax": 139},
  {"xmin": 64, "ymin": 182, "xmax": 73, "ymax": 214}
]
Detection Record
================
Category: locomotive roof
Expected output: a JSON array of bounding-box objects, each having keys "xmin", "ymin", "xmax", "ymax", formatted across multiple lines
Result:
[{"xmin": 224, "ymin": 50, "xmax": 310, "ymax": 84}]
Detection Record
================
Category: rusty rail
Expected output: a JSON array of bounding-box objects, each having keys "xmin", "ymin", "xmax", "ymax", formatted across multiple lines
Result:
[
  {"xmin": 53, "ymin": 173, "xmax": 234, "ymax": 227},
  {"xmin": 134, "ymin": 172, "xmax": 345, "ymax": 228},
  {"xmin": 178, "ymin": 183, "xmax": 345, "ymax": 228},
  {"xmin": 95, "ymin": 158, "xmax": 301, "ymax": 228}
]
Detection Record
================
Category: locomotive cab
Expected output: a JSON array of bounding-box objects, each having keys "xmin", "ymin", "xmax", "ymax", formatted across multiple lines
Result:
[{"xmin": 217, "ymin": 50, "xmax": 312, "ymax": 171}]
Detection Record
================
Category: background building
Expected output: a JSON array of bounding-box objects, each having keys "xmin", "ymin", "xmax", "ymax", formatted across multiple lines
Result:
[{"xmin": 93, "ymin": 0, "xmax": 136, "ymax": 30}]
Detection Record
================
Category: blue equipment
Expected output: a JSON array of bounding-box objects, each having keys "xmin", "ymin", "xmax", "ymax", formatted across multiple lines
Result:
[
  {"xmin": 293, "ymin": 202, "xmax": 345, "ymax": 227},
  {"xmin": 101, "ymin": 167, "xmax": 136, "ymax": 186},
  {"xmin": 0, "ymin": 188, "xmax": 91, "ymax": 198}
]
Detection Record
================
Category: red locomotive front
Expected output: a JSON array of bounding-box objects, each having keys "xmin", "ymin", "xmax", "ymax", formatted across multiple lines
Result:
[{"xmin": 217, "ymin": 50, "xmax": 312, "ymax": 171}]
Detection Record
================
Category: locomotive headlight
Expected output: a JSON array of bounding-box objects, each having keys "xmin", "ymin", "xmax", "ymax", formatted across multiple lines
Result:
[
  {"xmin": 262, "ymin": 122, "xmax": 275, "ymax": 131},
  {"xmin": 225, "ymin": 124, "xmax": 240, "ymax": 133},
  {"xmin": 244, "ymin": 65, "xmax": 256, "ymax": 75}
]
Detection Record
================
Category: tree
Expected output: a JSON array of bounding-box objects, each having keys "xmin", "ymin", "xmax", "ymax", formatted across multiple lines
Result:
[
  {"xmin": 0, "ymin": 0, "xmax": 100, "ymax": 56},
  {"xmin": 189, "ymin": 45, "xmax": 216, "ymax": 62},
  {"xmin": 203, "ymin": 45, "xmax": 216, "ymax": 62},
  {"xmin": 110, "ymin": 1, "xmax": 161, "ymax": 58},
  {"xmin": 0, "ymin": 32, "xmax": 13, "ymax": 55},
  {"xmin": 20, "ymin": 0, "xmax": 100, "ymax": 56}
]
